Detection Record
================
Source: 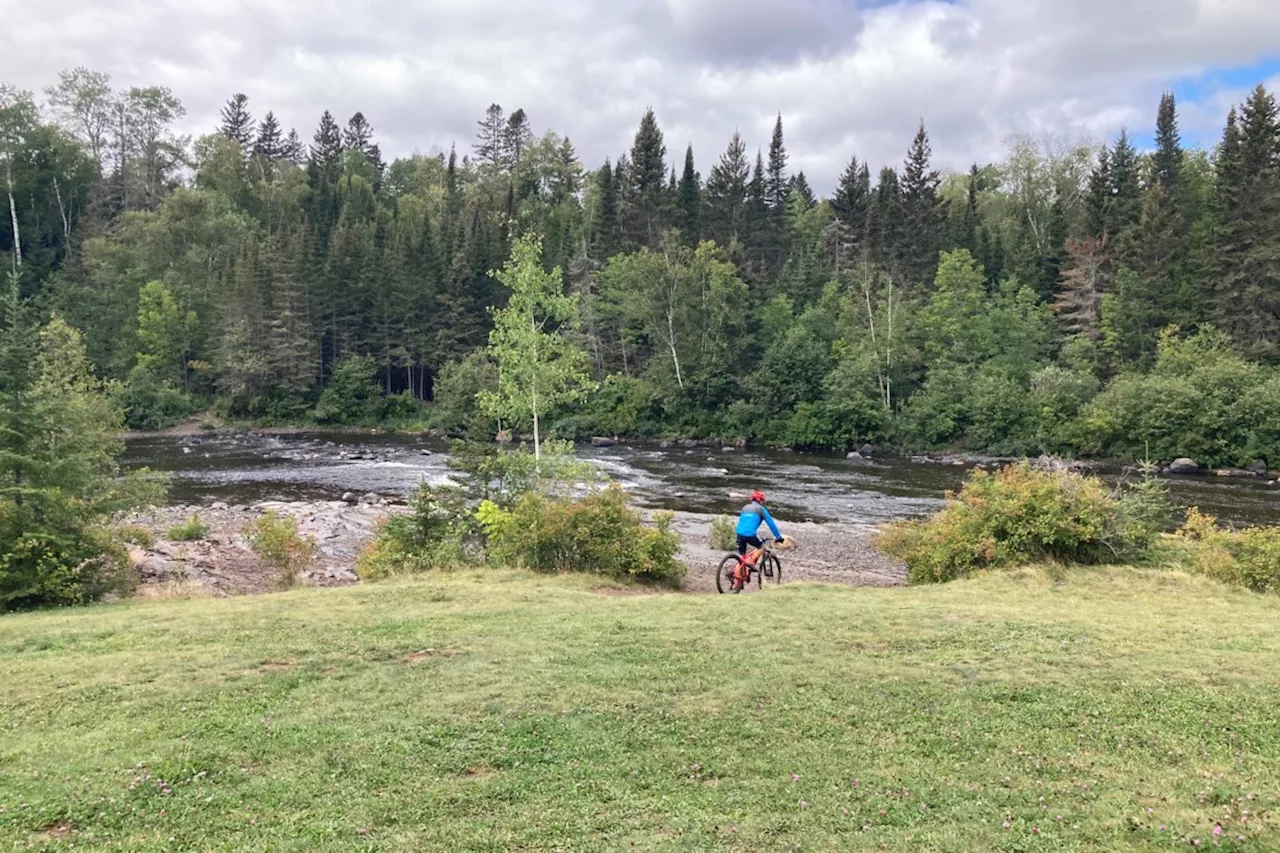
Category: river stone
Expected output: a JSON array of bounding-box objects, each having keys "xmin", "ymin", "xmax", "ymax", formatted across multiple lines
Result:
[
  {"xmin": 1168, "ymin": 458, "xmax": 1200, "ymax": 475},
  {"xmin": 361, "ymin": 492, "xmax": 381, "ymax": 505},
  {"xmin": 341, "ymin": 492, "xmax": 358, "ymax": 505},
  {"xmin": 659, "ymin": 440, "xmax": 672, "ymax": 449},
  {"xmin": 721, "ymin": 446, "xmax": 736, "ymax": 452},
  {"xmin": 859, "ymin": 444, "xmax": 874, "ymax": 456},
  {"xmin": 1246, "ymin": 459, "xmax": 1268, "ymax": 474},
  {"xmin": 591, "ymin": 436, "xmax": 616, "ymax": 447},
  {"xmin": 210, "ymin": 501, "xmax": 229, "ymax": 510},
  {"xmin": 846, "ymin": 452, "xmax": 864, "ymax": 461},
  {"xmin": 683, "ymin": 439, "xmax": 699, "ymax": 449},
  {"xmin": 420, "ymin": 449, "xmax": 433, "ymax": 456}
]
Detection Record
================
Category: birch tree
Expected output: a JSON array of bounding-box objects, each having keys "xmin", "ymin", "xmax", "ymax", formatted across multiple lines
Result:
[
  {"xmin": 479, "ymin": 233, "xmax": 593, "ymax": 461},
  {"xmin": 0, "ymin": 86, "xmax": 36, "ymax": 275}
]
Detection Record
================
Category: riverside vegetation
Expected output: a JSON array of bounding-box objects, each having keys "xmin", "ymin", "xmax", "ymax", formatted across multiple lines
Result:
[{"xmin": 1, "ymin": 73, "xmax": 1279, "ymax": 467}]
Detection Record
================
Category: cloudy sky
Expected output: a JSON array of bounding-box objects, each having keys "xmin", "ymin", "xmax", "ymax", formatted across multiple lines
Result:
[{"xmin": 4, "ymin": 0, "xmax": 1279, "ymax": 192}]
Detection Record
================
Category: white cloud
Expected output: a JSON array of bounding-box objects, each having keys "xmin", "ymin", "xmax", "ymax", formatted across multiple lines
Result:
[{"xmin": 2, "ymin": 0, "xmax": 1278, "ymax": 193}]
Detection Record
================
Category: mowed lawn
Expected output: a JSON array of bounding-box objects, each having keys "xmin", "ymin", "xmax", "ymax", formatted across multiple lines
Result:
[{"xmin": 2, "ymin": 569, "xmax": 1278, "ymax": 851}]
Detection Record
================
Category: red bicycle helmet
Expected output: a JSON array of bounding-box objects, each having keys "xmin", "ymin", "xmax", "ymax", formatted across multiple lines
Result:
[{"xmin": 750, "ymin": 490, "xmax": 766, "ymax": 503}]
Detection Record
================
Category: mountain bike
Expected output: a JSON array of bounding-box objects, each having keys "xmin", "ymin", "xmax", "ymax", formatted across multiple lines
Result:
[{"xmin": 715, "ymin": 538, "xmax": 783, "ymax": 594}]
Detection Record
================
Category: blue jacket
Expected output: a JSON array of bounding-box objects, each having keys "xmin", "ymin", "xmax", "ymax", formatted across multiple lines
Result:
[{"xmin": 736, "ymin": 501, "xmax": 781, "ymax": 539}]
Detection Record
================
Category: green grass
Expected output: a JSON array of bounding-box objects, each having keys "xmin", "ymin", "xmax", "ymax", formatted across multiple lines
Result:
[{"xmin": 2, "ymin": 568, "xmax": 1277, "ymax": 851}]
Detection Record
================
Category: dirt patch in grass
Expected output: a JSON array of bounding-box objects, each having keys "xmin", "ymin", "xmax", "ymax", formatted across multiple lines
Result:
[
  {"xmin": 259, "ymin": 659, "xmax": 296, "ymax": 672},
  {"xmin": 39, "ymin": 822, "xmax": 72, "ymax": 841},
  {"xmin": 406, "ymin": 648, "xmax": 457, "ymax": 663}
]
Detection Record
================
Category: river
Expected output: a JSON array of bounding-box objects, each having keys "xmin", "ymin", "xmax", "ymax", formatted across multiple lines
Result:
[{"xmin": 121, "ymin": 432, "xmax": 1279, "ymax": 528}]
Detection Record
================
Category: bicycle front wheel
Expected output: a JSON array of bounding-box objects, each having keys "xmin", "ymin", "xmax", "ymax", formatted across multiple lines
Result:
[
  {"xmin": 716, "ymin": 555, "xmax": 743, "ymax": 594},
  {"xmin": 765, "ymin": 554, "xmax": 782, "ymax": 584}
]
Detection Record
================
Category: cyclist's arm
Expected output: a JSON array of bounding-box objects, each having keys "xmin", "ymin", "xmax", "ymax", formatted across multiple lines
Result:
[{"xmin": 761, "ymin": 505, "xmax": 782, "ymax": 540}]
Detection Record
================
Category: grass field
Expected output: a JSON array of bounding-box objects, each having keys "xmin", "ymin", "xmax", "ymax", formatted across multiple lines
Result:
[{"xmin": 2, "ymin": 568, "xmax": 1278, "ymax": 851}]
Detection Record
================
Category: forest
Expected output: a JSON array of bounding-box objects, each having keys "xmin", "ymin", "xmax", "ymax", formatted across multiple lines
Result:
[{"xmin": 2, "ymin": 70, "xmax": 1280, "ymax": 468}]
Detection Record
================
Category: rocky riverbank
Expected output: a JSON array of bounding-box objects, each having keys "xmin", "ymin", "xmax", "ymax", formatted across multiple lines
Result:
[{"xmin": 119, "ymin": 500, "xmax": 905, "ymax": 597}]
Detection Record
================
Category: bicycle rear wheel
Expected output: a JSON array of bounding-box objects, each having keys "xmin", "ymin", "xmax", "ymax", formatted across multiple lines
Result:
[{"xmin": 716, "ymin": 555, "xmax": 743, "ymax": 594}]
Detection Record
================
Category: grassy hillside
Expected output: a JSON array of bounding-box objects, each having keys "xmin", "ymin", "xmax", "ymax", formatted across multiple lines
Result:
[{"xmin": 2, "ymin": 569, "xmax": 1277, "ymax": 851}]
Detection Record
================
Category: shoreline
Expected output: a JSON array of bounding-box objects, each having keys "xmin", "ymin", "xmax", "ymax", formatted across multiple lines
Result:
[{"xmin": 120, "ymin": 500, "xmax": 904, "ymax": 598}]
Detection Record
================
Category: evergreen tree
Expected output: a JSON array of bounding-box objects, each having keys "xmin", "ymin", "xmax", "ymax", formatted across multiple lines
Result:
[
  {"xmin": 831, "ymin": 153, "xmax": 871, "ymax": 238},
  {"xmin": 253, "ymin": 111, "xmax": 283, "ymax": 161},
  {"xmin": 343, "ymin": 112, "xmax": 374, "ymax": 153},
  {"xmin": 219, "ymin": 93, "xmax": 253, "ymax": 148},
  {"xmin": 475, "ymin": 104, "xmax": 505, "ymax": 168},
  {"xmin": 746, "ymin": 151, "xmax": 769, "ymax": 266},
  {"xmin": 309, "ymin": 110, "xmax": 343, "ymax": 184},
  {"xmin": 959, "ymin": 164, "xmax": 981, "ymax": 254},
  {"xmin": 1152, "ymin": 92, "xmax": 1183, "ymax": 190},
  {"xmin": 503, "ymin": 108, "xmax": 532, "ymax": 169},
  {"xmin": 624, "ymin": 108, "xmax": 668, "ymax": 249},
  {"xmin": 593, "ymin": 159, "xmax": 621, "ymax": 258},
  {"xmin": 283, "ymin": 128, "xmax": 305, "ymax": 165},
  {"xmin": 677, "ymin": 144, "xmax": 701, "ymax": 245},
  {"xmin": 1213, "ymin": 86, "xmax": 1280, "ymax": 358},
  {"xmin": 704, "ymin": 131, "xmax": 750, "ymax": 246},
  {"xmin": 900, "ymin": 121, "xmax": 943, "ymax": 287},
  {"xmin": 765, "ymin": 114, "xmax": 790, "ymax": 269},
  {"xmin": 790, "ymin": 172, "xmax": 816, "ymax": 209},
  {"xmin": 1109, "ymin": 129, "xmax": 1142, "ymax": 234},
  {"xmin": 1085, "ymin": 146, "xmax": 1113, "ymax": 238}
]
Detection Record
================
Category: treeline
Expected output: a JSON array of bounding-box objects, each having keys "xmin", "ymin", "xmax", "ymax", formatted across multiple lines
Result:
[{"xmin": 2, "ymin": 71, "xmax": 1279, "ymax": 466}]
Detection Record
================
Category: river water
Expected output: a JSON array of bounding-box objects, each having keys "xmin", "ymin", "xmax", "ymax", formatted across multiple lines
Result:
[{"xmin": 121, "ymin": 432, "xmax": 1279, "ymax": 528}]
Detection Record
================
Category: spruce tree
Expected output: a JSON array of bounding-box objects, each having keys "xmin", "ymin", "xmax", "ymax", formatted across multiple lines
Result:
[
  {"xmin": 1109, "ymin": 129, "xmax": 1142, "ymax": 234},
  {"xmin": 594, "ymin": 159, "xmax": 621, "ymax": 258},
  {"xmin": 309, "ymin": 110, "xmax": 343, "ymax": 184},
  {"xmin": 1152, "ymin": 92, "xmax": 1183, "ymax": 190},
  {"xmin": 219, "ymin": 93, "xmax": 254, "ymax": 148},
  {"xmin": 283, "ymin": 128, "xmax": 305, "ymax": 164},
  {"xmin": 867, "ymin": 167, "xmax": 904, "ymax": 277},
  {"xmin": 704, "ymin": 131, "xmax": 750, "ymax": 246},
  {"xmin": 343, "ymin": 112, "xmax": 374, "ymax": 153},
  {"xmin": 959, "ymin": 164, "xmax": 980, "ymax": 254},
  {"xmin": 677, "ymin": 144, "xmax": 701, "ymax": 245},
  {"xmin": 900, "ymin": 121, "xmax": 943, "ymax": 287},
  {"xmin": 253, "ymin": 111, "xmax": 283, "ymax": 161},
  {"xmin": 475, "ymin": 104, "xmax": 505, "ymax": 167},
  {"xmin": 746, "ymin": 151, "xmax": 769, "ymax": 263},
  {"xmin": 790, "ymin": 172, "xmax": 816, "ymax": 209},
  {"xmin": 624, "ymin": 108, "xmax": 668, "ymax": 249},
  {"xmin": 1085, "ymin": 146, "xmax": 1113, "ymax": 238},
  {"xmin": 764, "ymin": 114, "xmax": 790, "ymax": 270},
  {"xmin": 503, "ymin": 108, "xmax": 532, "ymax": 169},
  {"xmin": 831, "ymin": 153, "xmax": 870, "ymax": 238}
]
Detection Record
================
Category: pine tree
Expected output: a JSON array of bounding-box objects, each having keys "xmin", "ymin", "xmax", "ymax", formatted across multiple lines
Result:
[
  {"xmin": 831, "ymin": 153, "xmax": 871, "ymax": 238},
  {"xmin": 283, "ymin": 128, "xmax": 305, "ymax": 165},
  {"xmin": 219, "ymin": 93, "xmax": 253, "ymax": 148},
  {"xmin": 475, "ymin": 104, "xmax": 505, "ymax": 167},
  {"xmin": 704, "ymin": 131, "xmax": 750, "ymax": 246},
  {"xmin": 253, "ymin": 111, "xmax": 283, "ymax": 161},
  {"xmin": 900, "ymin": 121, "xmax": 943, "ymax": 287},
  {"xmin": 1109, "ymin": 129, "xmax": 1142, "ymax": 234},
  {"xmin": 746, "ymin": 151, "xmax": 769, "ymax": 264},
  {"xmin": 343, "ymin": 112, "xmax": 374, "ymax": 153},
  {"xmin": 503, "ymin": 108, "xmax": 532, "ymax": 169},
  {"xmin": 867, "ymin": 167, "xmax": 904, "ymax": 277},
  {"xmin": 593, "ymin": 159, "xmax": 621, "ymax": 258},
  {"xmin": 624, "ymin": 108, "xmax": 668, "ymax": 249},
  {"xmin": 1085, "ymin": 146, "xmax": 1113, "ymax": 238},
  {"xmin": 764, "ymin": 114, "xmax": 790, "ymax": 270},
  {"xmin": 677, "ymin": 144, "xmax": 700, "ymax": 245},
  {"xmin": 1213, "ymin": 86, "xmax": 1280, "ymax": 358},
  {"xmin": 309, "ymin": 110, "xmax": 343, "ymax": 184},
  {"xmin": 790, "ymin": 172, "xmax": 816, "ymax": 209},
  {"xmin": 1152, "ymin": 92, "xmax": 1183, "ymax": 191}
]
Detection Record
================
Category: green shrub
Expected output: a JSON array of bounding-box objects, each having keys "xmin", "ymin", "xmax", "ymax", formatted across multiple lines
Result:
[
  {"xmin": 116, "ymin": 524, "xmax": 155, "ymax": 548},
  {"xmin": 167, "ymin": 514, "xmax": 211, "ymax": 542},
  {"xmin": 477, "ymin": 484, "xmax": 685, "ymax": 586},
  {"xmin": 1176, "ymin": 508, "xmax": 1280, "ymax": 594},
  {"xmin": 113, "ymin": 366, "xmax": 197, "ymax": 430},
  {"xmin": 431, "ymin": 351, "xmax": 498, "ymax": 438},
  {"xmin": 356, "ymin": 487, "xmax": 469, "ymax": 581},
  {"xmin": 709, "ymin": 515, "xmax": 736, "ymax": 551},
  {"xmin": 1, "ymin": 502, "xmax": 134, "ymax": 609},
  {"xmin": 876, "ymin": 463, "xmax": 1169, "ymax": 585},
  {"xmin": 244, "ymin": 511, "xmax": 318, "ymax": 590},
  {"xmin": 314, "ymin": 356, "xmax": 382, "ymax": 425}
]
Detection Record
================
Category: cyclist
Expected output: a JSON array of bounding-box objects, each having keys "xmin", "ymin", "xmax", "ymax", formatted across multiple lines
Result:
[{"xmin": 735, "ymin": 490, "xmax": 786, "ymax": 560}]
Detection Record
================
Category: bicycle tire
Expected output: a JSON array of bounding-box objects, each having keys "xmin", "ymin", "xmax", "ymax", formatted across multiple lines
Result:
[
  {"xmin": 765, "ymin": 554, "xmax": 782, "ymax": 585},
  {"xmin": 716, "ymin": 554, "xmax": 743, "ymax": 594}
]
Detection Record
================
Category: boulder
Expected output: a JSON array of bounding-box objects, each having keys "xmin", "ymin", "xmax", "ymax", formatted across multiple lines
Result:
[
  {"xmin": 210, "ymin": 501, "xmax": 229, "ymax": 511},
  {"xmin": 341, "ymin": 492, "xmax": 358, "ymax": 505},
  {"xmin": 659, "ymin": 440, "xmax": 672, "ymax": 449},
  {"xmin": 1246, "ymin": 459, "xmax": 1268, "ymax": 474},
  {"xmin": 859, "ymin": 444, "xmax": 874, "ymax": 457},
  {"xmin": 591, "ymin": 436, "xmax": 616, "ymax": 448},
  {"xmin": 683, "ymin": 439, "xmax": 699, "ymax": 449},
  {"xmin": 360, "ymin": 492, "xmax": 381, "ymax": 505},
  {"xmin": 721, "ymin": 446, "xmax": 736, "ymax": 453},
  {"xmin": 846, "ymin": 452, "xmax": 864, "ymax": 461},
  {"xmin": 1168, "ymin": 458, "xmax": 1200, "ymax": 475},
  {"xmin": 419, "ymin": 449, "xmax": 433, "ymax": 456}
]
